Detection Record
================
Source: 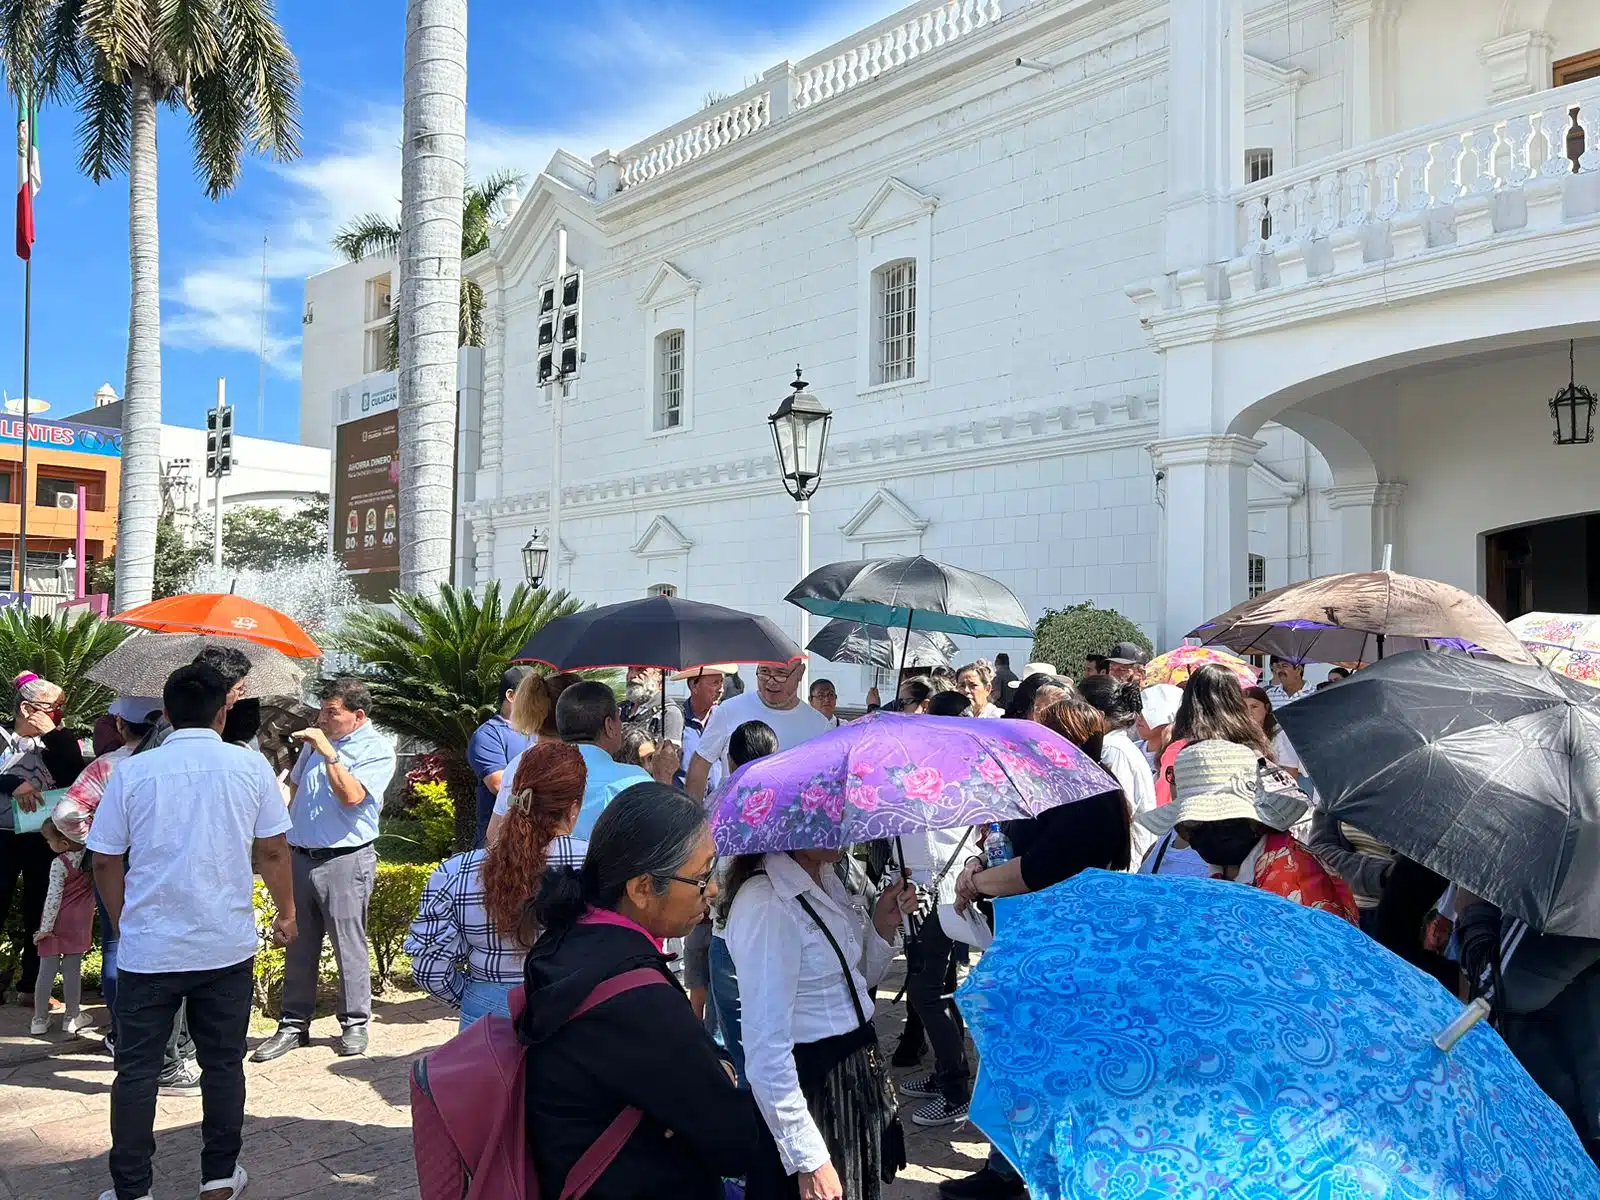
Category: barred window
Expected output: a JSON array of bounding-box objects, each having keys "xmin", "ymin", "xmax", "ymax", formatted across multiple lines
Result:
[
  {"xmin": 875, "ymin": 261, "xmax": 916, "ymax": 384},
  {"xmin": 647, "ymin": 583, "xmax": 678, "ymax": 598},
  {"xmin": 655, "ymin": 329, "xmax": 684, "ymax": 431},
  {"xmin": 1248, "ymin": 554, "xmax": 1267, "ymax": 598},
  {"xmin": 1246, "ymin": 149, "xmax": 1274, "ymax": 242}
]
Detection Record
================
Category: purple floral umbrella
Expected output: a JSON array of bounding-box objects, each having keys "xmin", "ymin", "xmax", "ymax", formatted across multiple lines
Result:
[{"xmin": 709, "ymin": 711, "xmax": 1116, "ymax": 854}]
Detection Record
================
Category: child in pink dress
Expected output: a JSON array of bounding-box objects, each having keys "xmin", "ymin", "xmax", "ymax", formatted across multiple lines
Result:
[{"xmin": 32, "ymin": 802, "xmax": 95, "ymax": 1036}]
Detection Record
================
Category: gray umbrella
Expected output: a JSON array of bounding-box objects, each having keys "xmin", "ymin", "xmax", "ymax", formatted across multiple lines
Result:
[
  {"xmin": 86, "ymin": 632, "xmax": 308, "ymax": 699},
  {"xmin": 807, "ymin": 619, "xmax": 958, "ymax": 670}
]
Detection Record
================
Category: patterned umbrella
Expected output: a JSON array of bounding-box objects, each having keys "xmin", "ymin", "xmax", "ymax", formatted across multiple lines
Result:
[
  {"xmin": 957, "ymin": 871, "xmax": 1599, "ymax": 1200},
  {"xmin": 86, "ymin": 632, "xmax": 306, "ymax": 699},
  {"xmin": 1143, "ymin": 645, "xmax": 1258, "ymax": 687},
  {"xmin": 1508, "ymin": 611, "xmax": 1600, "ymax": 687},
  {"xmin": 709, "ymin": 710, "xmax": 1114, "ymax": 854}
]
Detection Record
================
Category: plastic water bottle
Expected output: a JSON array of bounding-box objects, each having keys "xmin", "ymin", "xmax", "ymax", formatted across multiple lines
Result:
[{"xmin": 984, "ymin": 822, "xmax": 1012, "ymax": 868}]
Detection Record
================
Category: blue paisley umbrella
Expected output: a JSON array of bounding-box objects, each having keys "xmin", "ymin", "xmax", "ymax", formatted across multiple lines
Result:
[{"xmin": 956, "ymin": 871, "xmax": 1599, "ymax": 1200}]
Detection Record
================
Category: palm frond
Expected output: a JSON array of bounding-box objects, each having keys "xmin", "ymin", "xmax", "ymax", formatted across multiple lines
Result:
[
  {"xmin": 185, "ymin": 52, "xmax": 249, "ymax": 198},
  {"xmin": 153, "ymin": 0, "xmax": 223, "ymax": 92},
  {"xmin": 74, "ymin": 64, "xmax": 131, "ymax": 181},
  {"xmin": 0, "ymin": 609, "xmax": 136, "ymax": 725},
  {"xmin": 218, "ymin": 0, "xmax": 298, "ymax": 160},
  {"xmin": 0, "ymin": 0, "xmax": 54, "ymax": 90},
  {"xmin": 37, "ymin": 0, "xmax": 90, "ymax": 96},
  {"xmin": 460, "ymin": 168, "xmax": 525, "ymax": 257},
  {"xmin": 79, "ymin": 0, "xmax": 149, "ymax": 78},
  {"xmin": 331, "ymin": 212, "xmax": 400, "ymax": 262},
  {"xmin": 459, "ymin": 277, "xmax": 483, "ymax": 347}
]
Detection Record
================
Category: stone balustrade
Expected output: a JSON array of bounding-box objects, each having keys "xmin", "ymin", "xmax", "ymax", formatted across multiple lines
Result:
[
  {"xmin": 617, "ymin": 90, "xmax": 773, "ymax": 191},
  {"xmin": 1231, "ymin": 79, "xmax": 1600, "ymax": 282}
]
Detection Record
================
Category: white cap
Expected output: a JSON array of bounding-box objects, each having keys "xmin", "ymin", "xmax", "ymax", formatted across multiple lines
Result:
[
  {"xmin": 1139, "ymin": 684, "xmax": 1183, "ymax": 729},
  {"xmin": 109, "ymin": 695, "xmax": 163, "ymax": 723}
]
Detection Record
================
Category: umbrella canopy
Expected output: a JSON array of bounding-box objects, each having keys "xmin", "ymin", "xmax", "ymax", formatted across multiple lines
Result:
[
  {"xmin": 709, "ymin": 710, "xmax": 1114, "ymax": 853},
  {"xmin": 1275, "ymin": 651, "xmax": 1600, "ymax": 937},
  {"xmin": 86, "ymin": 633, "xmax": 306, "ymax": 700},
  {"xmin": 115, "ymin": 594, "xmax": 322, "ymax": 658},
  {"xmin": 785, "ymin": 555, "xmax": 1031, "ymax": 639},
  {"xmin": 512, "ymin": 594, "xmax": 800, "ymax": 671},
  {"xmin": 1189, "ymin": 569, "xmax": 1534, "ymax": 665},
  {"xmin": 805, "ymin": 619, "xmax": 958, "ymax": 670},
  {"xmin": 1508, "ymin": 611, "xmax": 1600, "ymax": 686},
  {"xmin": 957, "ymin": 871, "xmax": 1598, "ymax": 1200},
  {"xmin": 1142, "ymin": 644, "xmax": 1257, "ymax": 688}
]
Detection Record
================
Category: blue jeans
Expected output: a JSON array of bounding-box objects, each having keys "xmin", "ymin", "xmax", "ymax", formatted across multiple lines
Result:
[
  {"xmin": 95, "ymin": 888, "xmax": 118, "ymax": 1019},
  {"xmin": 708, "ymin": 934, "xmax": 745, "ymax": 1086},
  {"xmin": 459, "ymin": 978, "xmax": 514, "ymax": 1032}
]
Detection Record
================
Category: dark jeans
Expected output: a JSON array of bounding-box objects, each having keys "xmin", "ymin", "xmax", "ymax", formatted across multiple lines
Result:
[
  {"xmin": 905, "ymin": 915, "xmax": 970, "ymax": 1104},
  {"xmin": 98, "ymin": 888, "xmax": 194, "ymax": 1069},
  {"xmin": 708, "ymin": 933, "xmax": 746, "ymax": 1085},
  {"xmin": 0, "ymin": 829, "xmax": 55, "ymax": 994},
  {"xmin": 110, "ymin": 959, "xmax": 254, "ymax": 1199},
  {"xmin": 281, "ymin": 845, "xmax": 376, "ymax": 1029}
]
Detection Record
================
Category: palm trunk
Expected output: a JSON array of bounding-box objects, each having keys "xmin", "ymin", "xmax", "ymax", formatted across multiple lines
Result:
[
  {"xmin": 397, "ymin": 0, "xmax": 468, "ymax": 597},
  {"xmin": 116, "ymin": 69, "xmax": 162, "ymax": 611}
]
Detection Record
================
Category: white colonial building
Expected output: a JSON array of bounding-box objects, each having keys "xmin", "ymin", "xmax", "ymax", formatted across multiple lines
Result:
[{"xmin": 456, "ymin": 0, "xmax": 1600, "ymax": 693}]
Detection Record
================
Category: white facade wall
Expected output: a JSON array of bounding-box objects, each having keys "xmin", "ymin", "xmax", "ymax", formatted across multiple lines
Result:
[{"xmin": 299, "ymin": 254, "xmax": 399, "ymax": 449}]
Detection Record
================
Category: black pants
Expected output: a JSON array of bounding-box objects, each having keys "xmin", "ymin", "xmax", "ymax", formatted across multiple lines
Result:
[
  {"xmin": 0, "ymin": 830, "xmax": 55, "ymax": 994},
  {"xmin": 110, "ymin": 960, "xmax": 254, "ymax": 1199},
  {"xmin": 904, "ymin": 916, "xmax": 970, "ymax": 1104}
]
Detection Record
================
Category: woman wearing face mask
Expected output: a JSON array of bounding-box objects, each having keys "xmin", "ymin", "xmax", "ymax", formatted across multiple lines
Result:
[{"xmin": 1138, "ymin": 740, "xmax": 1357, "ymax": 925}]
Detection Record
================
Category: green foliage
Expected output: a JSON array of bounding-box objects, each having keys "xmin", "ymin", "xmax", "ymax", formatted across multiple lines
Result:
[
  {"xmin": 89, "ymin": 515, "xmax": 208, "ymax": 606},
  {"xmin": 332, "ymin": 581, "xmax": 584, "ymax": 850},
  {"xmin": 218, "ymin": 496, "xmax": 329, "ymax": 573},
  {"xmin": 0, "ymin": 608, "xmax": 136, "ymax": 725},
  {"xmin": 1031, "ymin": 602, "xmax": 1153, "ymax": 681},
  {"xmin": 368, "ymin": 862, "xmax": 435, "ymax": 990},
  {"xmin": 375, "ymin": 817, "xmax": 438, "ymax": 865},
  {"xmin": 411, "ymin": 782, "xmax": 457, "ymax": 861},
  {"xmin": 253, "ymin": 879, "xmax": 335, "ymax": 1015}
]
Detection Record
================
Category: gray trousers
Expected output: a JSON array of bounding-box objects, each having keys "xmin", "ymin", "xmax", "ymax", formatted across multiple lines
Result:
[{"xmin": 280, "ymin": 845, "xmax": 376, "ymax": 1030}]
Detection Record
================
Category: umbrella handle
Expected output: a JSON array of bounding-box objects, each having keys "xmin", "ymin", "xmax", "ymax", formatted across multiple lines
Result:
[
  {"xmin": 894, "ymin": 835, "xmax": 914, "ymax": 940},
  {"xmin": 1433, "ymin": 996, "xmax": 1491, "ymax": 1052}
]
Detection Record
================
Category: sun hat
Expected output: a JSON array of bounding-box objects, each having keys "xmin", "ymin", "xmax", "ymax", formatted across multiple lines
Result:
[
  {"xmin": 668, "ymin": 663, "xmax": 738, "ymax": 682},
  {"xmin": 1005, "ymin": 662, "xmax": 1058, "ymax": 690},
  {"xmin": 1136, "ymin": 739, "xmax": 1308, "ymax": 836},
  {"xmin": 49, "ymin": 795, "xmax": 93, "ymax": 844},
  {"xmin": 109, "ymin": 695, "xmax": 164, "ymax": 723},
  {"xmin": 1139, "ymin": 683, "xmax": 1183, "ymax": 729},
  {"xmin": 1106, "ymin": 641, "xmax": 1151, "ymax": 666}
]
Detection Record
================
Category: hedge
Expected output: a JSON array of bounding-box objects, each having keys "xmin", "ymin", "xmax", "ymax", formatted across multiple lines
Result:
[{"xmin": 1031, "ymin": 602, "xmax": 1153, "ymax": 679}]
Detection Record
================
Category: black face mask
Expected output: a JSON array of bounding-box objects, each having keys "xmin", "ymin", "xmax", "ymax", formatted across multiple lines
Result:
[{"xmin": 1184, "ymin": 819, "xmax": 1262, "ymax": 867}]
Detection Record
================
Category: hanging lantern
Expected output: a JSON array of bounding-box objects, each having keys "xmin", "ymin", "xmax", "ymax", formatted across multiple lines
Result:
[
  {"xmin": 521, "ymin": 530, "xmax": 550, "ymax": 587},
  {"xmin": 768, "ymin": 366, "xmax": 833, "ymax": 502},
  {"xmin": 1549, "ymin": 339, "xmax": 1597, "ymax": 446}
]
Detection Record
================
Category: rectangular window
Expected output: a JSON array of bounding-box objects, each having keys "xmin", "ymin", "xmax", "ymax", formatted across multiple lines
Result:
[
  {"xmin": 1248, "ymin": 554, "xmax": 1267, "ymax": 599},
  {"xmin": 1246, "ymin": 149, "xmax": 1274, "ymax": 241},
  {"xmin": 647, "ymin": 583, "xmax": 678, "ymax": 598},
  {"xmin": 363, "ymin": 326, "xmax": 393, "ymax": 375},
  {"xmin": 364, "ymin": 273, "xmax": 393, "ymax": 324},
  {"xmin": 876, "ymin": 261, "xmax": 916, "ymax": 385},
  {"xmin": 655, "ymin": 330, "xmax": 684, "ymax": 431},
  {"xmin": 1554, "ymin": 52, "xmax": 1600, "ymax": 171},
  {"xmin": 0, "ymin": 469, "xmax": 11, "ymax": 504},
  {"xmin": 0, "ymin": 549, "xmax": 69, "ymax": 594},
  {"xmin": 36, "ymin": 471, "xmax": 106, "ymax": 511}
]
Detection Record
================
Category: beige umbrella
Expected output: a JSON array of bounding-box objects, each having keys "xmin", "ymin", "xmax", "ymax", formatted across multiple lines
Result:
[{"xmin": 1189, "ymin": 570, "xmax": 1535, "ymax": 665}]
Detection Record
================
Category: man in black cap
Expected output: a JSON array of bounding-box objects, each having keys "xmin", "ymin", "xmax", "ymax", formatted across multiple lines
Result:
[{"xmin": 1104, "ymin": 641, "xmax": 1151, "ymax": 685}]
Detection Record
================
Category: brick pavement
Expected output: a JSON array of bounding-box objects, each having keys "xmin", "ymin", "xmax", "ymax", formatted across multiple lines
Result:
[{"xmin": 0, "ymin": 982, "xmax": 987, "ymax": 1199}]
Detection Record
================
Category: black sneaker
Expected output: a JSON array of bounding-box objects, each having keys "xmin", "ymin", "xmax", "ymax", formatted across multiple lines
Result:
[
  {"xmin": 157, "ymin": 1060, "xmax": 202, "ymax": 1097},
  {"xmin": 899, "ymin": 1072, "xmax": 940, "ymax": 1098},
  {"xmin": 937, "ymin": 1165, "xmax": 1026, "ymax": 1199},
  {"xmin": 910, "ymin": 1095, "xmax": 969, "ymax": 1127}
]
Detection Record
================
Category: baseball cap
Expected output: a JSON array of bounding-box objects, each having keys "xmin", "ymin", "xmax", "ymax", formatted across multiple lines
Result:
[
  {"xmin": 1106, "ymin": 641, "xmax": 1151, "ymax": 666},
  {"xmin": 109, "ymin": 695, "xmax": 164, "ymax": 723}
]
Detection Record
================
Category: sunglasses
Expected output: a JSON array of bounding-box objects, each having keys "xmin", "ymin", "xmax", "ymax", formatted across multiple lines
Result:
[{"xmin": 663, "ymin": 865, "xmax": 717, "ymax": 896}]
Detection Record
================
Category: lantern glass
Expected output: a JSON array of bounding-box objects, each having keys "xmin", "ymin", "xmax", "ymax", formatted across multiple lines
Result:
[
  {"xmin": 768, "ymin": 369, "xmax": 833, "ymax": 502},
  {"xmin": 522, "ymin": 532, "xmax": 550, "ymax": 586},
  {"xmin": 1550, "ymin": 383, "xmax": 1597, "ymax": 446}
]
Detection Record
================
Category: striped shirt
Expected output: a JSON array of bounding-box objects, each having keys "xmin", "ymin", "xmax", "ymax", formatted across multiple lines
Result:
[{"xmin": 404, "ymin": 838, "xmax": 586, "ymax": 1008}]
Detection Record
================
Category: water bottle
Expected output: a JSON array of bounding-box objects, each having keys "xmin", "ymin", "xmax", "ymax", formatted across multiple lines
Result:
[{"xmin": 984, "ymin": 822, "xmax": 1012, "ymax": 868}]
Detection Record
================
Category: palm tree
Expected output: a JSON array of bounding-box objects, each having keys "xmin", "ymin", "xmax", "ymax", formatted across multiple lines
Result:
[
  {"xmin": 331, "ymin": 169, "xmax": 522, "ymax": 360},
  {"xmin": 332, "ymin": 582, "xmax": 585, "ymax": 851},
  {"xmin": 0, "ymin": 608, "xmax": 136, "ymax": 726},
  {"xmin": 397, "ymin": 0, "xmax": 468, "ymax": 596},
  {"xmin": 1, "ymin": 0, "xmax": 301, "ymax": 613}
]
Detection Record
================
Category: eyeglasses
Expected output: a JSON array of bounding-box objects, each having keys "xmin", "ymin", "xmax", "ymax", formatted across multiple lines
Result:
[
  {"xmin": 756, "ymin": 666, "xmax": 797, "ymax": 682},
  {"xmin": 663, "ymin": 866, "xmax": 717, "ymax": 896}
]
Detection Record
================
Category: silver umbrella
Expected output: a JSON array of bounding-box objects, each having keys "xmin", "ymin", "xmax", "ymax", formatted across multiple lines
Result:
[
  {"xmin": 807, "ymin": 619, "xmax": 958, "ymax": 670},
  {"xmin": 86, "ymin": 632, "xmax": 308, "ymax": 699}
]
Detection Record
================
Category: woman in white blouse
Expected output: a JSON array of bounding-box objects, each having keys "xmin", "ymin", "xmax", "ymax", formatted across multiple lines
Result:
[
  {"xmin": 723, "ymin": 849, "xmax": 916, "ymax": 1200},
  {"xmin": 953, "ymin": 660, "xmax": 1004, "ymax": 718}
]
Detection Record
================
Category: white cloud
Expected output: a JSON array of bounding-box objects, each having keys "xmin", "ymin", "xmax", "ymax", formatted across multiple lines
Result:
[{"xmin": 164, "ymin": 0, "xmax": 887, "ymax": 378}]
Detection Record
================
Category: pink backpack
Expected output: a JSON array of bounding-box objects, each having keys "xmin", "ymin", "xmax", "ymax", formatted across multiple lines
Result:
[{"xmin": 411, "ymin": 967, "xmax": 670, "ymax": 1200}]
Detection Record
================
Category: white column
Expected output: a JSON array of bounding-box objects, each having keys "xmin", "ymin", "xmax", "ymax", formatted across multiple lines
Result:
[
  {"xmin": 1163, "ymin": 0, "xmax": 1245, "ymax": 275},
  {"xmin": 1150, "ymin": 434, "xmax": 1263, "ymax": 647},
  {"xmin": 796, "ymin": 498, "xmax": 811, "ymax": 679},
  {"xmin": 471, "ymin": 519, "xmax": 496, "ymax": 591},
  {"xmin": 1325, "ymin": 481, "xmax": 1407, "ymax": 573},
  {"xmin": 1335, "ymin": 0, "xmax": 1398, "ymax": 144}
]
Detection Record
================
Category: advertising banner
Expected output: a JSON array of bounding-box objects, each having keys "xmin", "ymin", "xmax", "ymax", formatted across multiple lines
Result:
[{"xmin": 333, "ymin": 375, "xmax": 400, "ymax": 600}]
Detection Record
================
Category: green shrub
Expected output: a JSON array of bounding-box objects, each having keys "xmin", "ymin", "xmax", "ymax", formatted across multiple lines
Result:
[
  {"xmin": 412, "ymin": 781, "xmax": 458, "ymax": 861},
  {"xmin": 376, "ymin": 816, "xmax": 438, "ymax": 865},
  {"xmin": 369, "ymin": 862, "xmax": 436, "ymax": 990},
  {"xmin": 1031, "ymin": 602, "xmax": 1153, "ymax": 680}
]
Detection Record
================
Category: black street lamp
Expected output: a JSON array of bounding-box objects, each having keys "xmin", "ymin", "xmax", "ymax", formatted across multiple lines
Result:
[
  {"xmin": 768, "ymin": 366, "xmax": 833, "ymax": 502},
  {"xmin": 522, "ymin": 530, "xmax": 550, "ymax": 588},
  {"xmin": 1550, "ymin": 339, "xmax": 1596, "ymax": 446}
]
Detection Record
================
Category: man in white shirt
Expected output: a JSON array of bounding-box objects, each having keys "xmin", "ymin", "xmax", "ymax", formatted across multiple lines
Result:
[
  {"xmin": 1265, "ymin": 659, "xmax": 1309, "ymax": 706},
  {"xmin": 685, "ymin": 660, "xmax": 834, "ymax": 802},
  {"xmin": 88, "ymin": 663, "xmax": 296, "ymax": 1200}
]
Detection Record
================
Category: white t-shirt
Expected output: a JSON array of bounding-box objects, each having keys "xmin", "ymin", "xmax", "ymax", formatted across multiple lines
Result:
[
  {"xmin": 692, "ymin": 691, "xmax": 836, "ymax": 776},
  {"xmin": 1101, "ymin": 728, "xmax": 1158, "ymax": 868},
  {"xmin": 85, "ymin": 728, "xmax": 293, "ymax": 973},
  {"xmin": 1270, "ymin": 726, "xmax": 1303, "ymax": 772}
]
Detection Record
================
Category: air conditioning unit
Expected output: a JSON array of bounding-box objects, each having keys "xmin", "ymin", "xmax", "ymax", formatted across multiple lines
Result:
[{"xmin": 55, "ymin": 493, "xmax": 78, "ymax": 509}]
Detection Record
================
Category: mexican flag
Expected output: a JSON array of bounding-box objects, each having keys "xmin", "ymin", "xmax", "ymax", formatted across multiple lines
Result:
[{"xmin": 16, "ymin": 95, "xmax": 38, "ymax": 261}]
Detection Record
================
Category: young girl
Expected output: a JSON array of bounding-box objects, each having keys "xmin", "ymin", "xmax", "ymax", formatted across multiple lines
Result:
[{"xmin": 31, "ymin": 800, "xmax": 95, "ymax": 1036}]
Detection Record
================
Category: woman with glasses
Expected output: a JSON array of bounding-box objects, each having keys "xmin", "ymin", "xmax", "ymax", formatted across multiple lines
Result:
[
  {"xmin": 722, "ymin": 841, "xmax": 917, "ymax": 1199},
  {"xmin": 953, "ymin": 661, "xmax": 1004, "ymax": 718},
  {"xmin": 521, "ymin": 781, "xmax": 768, "ymax": 1198}
]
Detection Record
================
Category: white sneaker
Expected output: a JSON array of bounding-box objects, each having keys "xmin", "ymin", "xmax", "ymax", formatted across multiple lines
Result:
[
  {"xmin": 97, "ymin": 1191, "xmax": 153, "ymax": 1199},
  {"xmin": 199, "ymin": 1163, "xmax": 247, "ymax": 1198},
  {"xmin": 64, "ymin": 1013, "xmax": 93, "ymax": 1035},
  {"xmin": 28, "ymin": 1015, "xmax": 50, "ymax": 1036}
]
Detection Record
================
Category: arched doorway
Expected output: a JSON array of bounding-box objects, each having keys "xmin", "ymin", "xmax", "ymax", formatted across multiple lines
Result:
[{"xmin": 1483, "ymin": 512, "xmax": 1600, "ymax": 620}]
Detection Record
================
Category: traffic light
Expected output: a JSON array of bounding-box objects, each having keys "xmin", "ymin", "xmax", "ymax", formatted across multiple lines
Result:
[
  {"xmin": 536, "ymin": 281, "xmax": 557, "ymax": 385},
  {"xmin": 535, "ymin": 270, "xmax": 582, "ymax": 385},
  {"xmin": 206, "ymin": 405, "xmax": 235, "ymax": 478}
]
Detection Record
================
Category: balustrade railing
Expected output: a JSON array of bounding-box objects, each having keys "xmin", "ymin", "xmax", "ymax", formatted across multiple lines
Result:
[
  {"xmin": 617, "ymin": 91, "xmax": 773, "ymax": 191},
  {"xmin": 1234, "ymin": 79, "xmax": 1600, "ymax": 254},
  {"xmin": 793, "ymin": 0, "xmax": 1004, "ymax": 111}
]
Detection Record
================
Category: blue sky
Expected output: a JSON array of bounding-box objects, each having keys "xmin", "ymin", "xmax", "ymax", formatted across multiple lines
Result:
[{"xmin": 0, "ymin": 0, "xmax": 884, "ymax": 442}]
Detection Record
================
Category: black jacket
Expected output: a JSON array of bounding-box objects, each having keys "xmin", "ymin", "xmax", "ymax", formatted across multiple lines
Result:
[
  {"xmin": 0, "ymin": 726, "xmax": 86, "ymax": 795},
  {"xmin": 520, "ymin": 921, "xmax": 767, "ymax": 1198}
]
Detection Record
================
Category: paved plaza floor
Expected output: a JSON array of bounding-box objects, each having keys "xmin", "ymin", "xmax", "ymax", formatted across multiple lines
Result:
[{"xmin": 0, "ymin": 974, "xmax": 987, "ymax": 1198}]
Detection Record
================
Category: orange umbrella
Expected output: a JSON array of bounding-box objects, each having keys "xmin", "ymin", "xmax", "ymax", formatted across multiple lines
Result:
[{"xmin": 115, "ymin": 594, "xmax": 322, "ymax": 659}]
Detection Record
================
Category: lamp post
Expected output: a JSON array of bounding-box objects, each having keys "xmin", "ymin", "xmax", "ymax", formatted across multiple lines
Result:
[
  {"xmin": 1549, "ymin": 339, "xmax": 1597, "ymax": 446},
  {"xmin": 769, "ymin": 366, "xmax": 833, "ymax": 673},
  {"xmin": 522, "ymin": 530, "xmax": 550, "ymax": 589}
]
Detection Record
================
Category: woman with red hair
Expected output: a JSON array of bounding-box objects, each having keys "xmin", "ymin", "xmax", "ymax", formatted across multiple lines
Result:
[{"xmin": 406, "ymin": 742, "xmax": 588, "ymax": 1029}]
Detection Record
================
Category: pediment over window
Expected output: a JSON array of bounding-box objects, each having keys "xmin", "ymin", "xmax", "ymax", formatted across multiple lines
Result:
[
  {"xmin": 848, "ymin": 177, "xmax": 938, "ymax": 237},
  {"xmin": 638, "ymin": 262, "xmax": 700, "ymax": 309},
  {"xmin": 632, "ymin": 514, "xmax": 694, "ymax": 557},
  {"xmin": 840, "ymin": 488, "xmax": 930, "ymax": 541}
]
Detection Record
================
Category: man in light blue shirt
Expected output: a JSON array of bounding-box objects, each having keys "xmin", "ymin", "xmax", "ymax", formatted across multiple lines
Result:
[
  {"xmin": 488, "ymin": 681, "xmax": 649, "ymax": 844},
  {"xmin": 253, "ymin": 678, "xmax": 396, "ymax": 1063}
]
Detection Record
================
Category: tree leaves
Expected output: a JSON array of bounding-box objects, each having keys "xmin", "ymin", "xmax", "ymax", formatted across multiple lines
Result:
[{"xmin": 0, "ymin": 607, "xmax": 136, "ymax": 724}]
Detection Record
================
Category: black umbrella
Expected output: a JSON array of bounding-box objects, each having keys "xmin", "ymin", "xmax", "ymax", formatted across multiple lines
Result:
[
  {"xmin": 806, "ymin": 619, "xmax": 958, "ymax": 671},
  {"xmin": 1275, "ymin": 651, "xmax": 1600, "ymax": 937},
  {"xmin": 513, "ymin": 595, "xmax": 801, "ymax": 672}
]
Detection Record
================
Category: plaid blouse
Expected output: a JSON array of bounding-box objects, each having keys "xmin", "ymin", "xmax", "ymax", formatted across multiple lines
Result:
[{"xmin": 404, "ymin": 838, "xmax": 586, "ymax": 1007}]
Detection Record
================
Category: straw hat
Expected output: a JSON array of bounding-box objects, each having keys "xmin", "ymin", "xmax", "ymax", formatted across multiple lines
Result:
[
  {"xmin": 669, "ymin": 663, "xmax": 739, "ymax": 682},
  {"xmin": 1137, "ymin": 739, "xmax": 1307, "ymax": 836},
  {"xmin": 1005, "ymin": 662, "xmax": 1058, "ymax": 690}
]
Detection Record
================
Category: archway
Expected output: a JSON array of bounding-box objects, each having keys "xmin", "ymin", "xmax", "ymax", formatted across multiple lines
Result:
[{"xmin": 1483, "ymin": 510, "xmax": 1600, "ymax": 620}]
